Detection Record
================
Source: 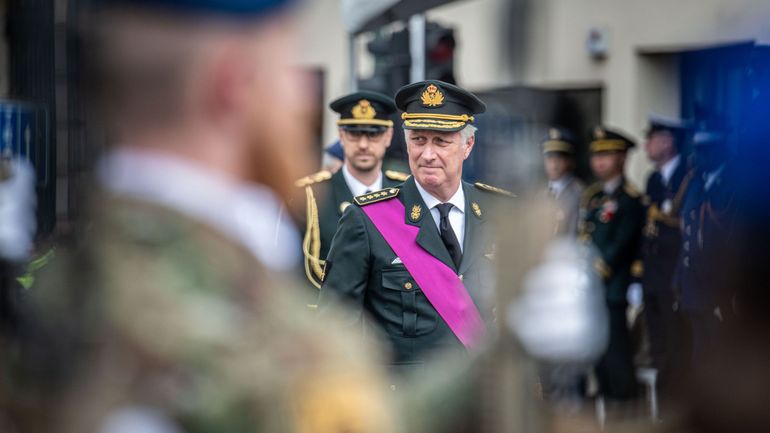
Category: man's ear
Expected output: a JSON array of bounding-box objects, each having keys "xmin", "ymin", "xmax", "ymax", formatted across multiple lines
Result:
[
  {"xmin": 463, "ymin": 134, "xmax": 475, "ymax": 159},
  {"xmin": 383, "ymin": 127, "xmax": 394, "ymax": 148}
]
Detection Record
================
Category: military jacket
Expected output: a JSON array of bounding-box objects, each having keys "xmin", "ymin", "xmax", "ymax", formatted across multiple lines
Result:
[
  {"xmin": 318, "ymin": 176, "xmax": 509, "ymax": 373},
  {"xmin": 639, "ymin": 160, "xmax": 689, "ymax": 293},
  {"xmin": 674, "ymin": 164, "xmax": 736, "ymax": 313},
  {"xmin": 296, "ymin": 168, "xmax": 408, "ymax": 289},
  {"xmin": 579, "ymin": 179, "xmax": 646, "ymax": 304},
  {"xmin": 546, "ymin": 176, "xmax": 585, "ymax": 237},
  {"xmin": 9, "ymin": 193, "xmax": 397, "ymax": 433}
]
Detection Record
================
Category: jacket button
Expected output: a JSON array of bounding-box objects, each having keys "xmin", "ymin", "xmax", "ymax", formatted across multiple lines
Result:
[
  {"xmin": 459, "ymin": 274, "xmax": 464, "ymax": 281},
  {"xmin": 684, "ymin": 241, "xmax": 690, "ymax": 251},
  {"xmin": 684, "ymin": 256, "xmax": 690, "ymax": 267},
  {"xmin": 404, "ymin": 282, "xmax": 413, "ymax": 290}
]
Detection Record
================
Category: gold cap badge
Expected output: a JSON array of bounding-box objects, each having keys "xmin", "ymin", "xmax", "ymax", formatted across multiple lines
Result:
[
  {"xmin": 594, "ymin": 126, "xmax": 606, "ymax": 139},
  {"xmin": 420, "ymin": 84, "xmax": 445, "ymax": 107},
  {"xmin": 410, "ymin": 204, "xmax": 422, "ymax": 221},
  {"xmin": 351, "ymin": 99, "xmax": 376, "ymax": 120},
  {"xmin": 549, "ymin": 128, "xmax": 560, "ymax": 140}
]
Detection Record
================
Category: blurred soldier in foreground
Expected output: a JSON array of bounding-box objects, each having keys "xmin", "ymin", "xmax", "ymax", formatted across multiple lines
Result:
[
  {"xmin": 633, "ymin": 114, "xmax": 692, "ymax": 402},
  {"xmin": 579, "ymin": 126, "xmax": 645, "ymax": 401},
  {"xmin": 296, "ymin": 91, "xmax": 408, "ymax": 290},
  {"xmin": 541, "ymin": 127, "xmax": 584, "ymax": 237},
  {"xmin": 674, "ymin": 129, "xmax": 736, "ymax": 365},
  {"xmin": 319, "ymin": 80, "xmax": 512, "ymax": 376},
  {"xmin": 0, "ymin": 154, "xmax": 36, "ymax": 336},
  {"xmin": 0, "ymin": 2, "xmax": 396, "ymax": 433}
]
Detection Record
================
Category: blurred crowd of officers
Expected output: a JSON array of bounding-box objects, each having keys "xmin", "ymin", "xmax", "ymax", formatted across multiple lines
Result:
[
  {"xmin": 541, "ymin": 116, "xmax": 737, "ymax": 408},
  {"xmin": 0, "ymin": 0, "xmax": 761, "ymax": 433}
]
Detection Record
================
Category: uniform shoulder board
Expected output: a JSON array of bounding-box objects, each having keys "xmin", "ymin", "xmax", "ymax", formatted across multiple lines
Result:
[
  {"xmin": 580, "ymin": 182, "xmax": 603, "ymax": 207},
  {"xmin": 353, "ymin": 187, "xmax": 400, "ymax": 206},
  {"xmin": 385, "ymin": 170, "xmax": 410, "ymax": 182},
  {"xmin": 474, "ymin": 182, "xmax": 516, "ymax": 197},
  {"xmin": 623, "ymin": 182, "xmax": 642, "ymax": 198},
  {"xmin": 295, "ymin": 170, "xmax": 332, "ymax": 188}
]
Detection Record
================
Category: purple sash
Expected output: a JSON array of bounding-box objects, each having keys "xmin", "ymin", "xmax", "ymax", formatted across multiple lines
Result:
[{"xmin": 361, "ymin": 198, "xmax": 486, "ymax": 349}]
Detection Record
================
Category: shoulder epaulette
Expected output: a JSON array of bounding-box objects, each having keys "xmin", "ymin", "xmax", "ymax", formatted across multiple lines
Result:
[
  {"xmin": 295, "ymin": 170, "xmax": 332, "ymax": 188},
  {"xmin": 353, "ymin": 187, "xmax": 400, "ymax": 206},
  {"xmin": 623, "ymin": 182, "xmax": 642, "ymax": 198},
  {"xmin": 580, "ymin": 182, "xmax": 603, "ymax": 207},
  {"xmin": 474, "ymin": 182, "xmax": 516, "ymax": 197},
  {"xmin": 385, "ymin": 170, "xmax": 410, "ymax": 182}
]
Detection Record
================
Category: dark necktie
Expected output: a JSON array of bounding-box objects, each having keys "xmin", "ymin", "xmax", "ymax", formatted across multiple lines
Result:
[{"xmin": 436, "ymin": 203, "xmax": 463, "ymax": 270}]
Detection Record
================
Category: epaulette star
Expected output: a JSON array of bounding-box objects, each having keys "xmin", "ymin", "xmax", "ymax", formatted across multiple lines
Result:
[
  {"xmin": 295, "ymin": 170, "xmax": 332, "ymax": 188},
  {"xmin": 354, "ymin": 187, "xmax": 400, "ymax": 206}
]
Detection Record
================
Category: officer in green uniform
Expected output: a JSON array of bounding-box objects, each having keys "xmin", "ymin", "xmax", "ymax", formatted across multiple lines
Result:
[
  {"xmin": 579, "ymin": 126, "xmax": 646, "ymax": 401},
  {"xmin": 318, "ymin": 80, "xmax": 513, "ymax": 376},
  {"xmin": 0, "ymin": 2, "xmax": 398, "ymax": 433},
  {"xmin": 296, "ymin": 91, "xmax": 409, "ymax": 289}
]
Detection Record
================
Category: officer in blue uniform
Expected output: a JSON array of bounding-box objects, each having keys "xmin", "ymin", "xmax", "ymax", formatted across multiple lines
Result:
[
  {"xmin": 635, "ymin": 114, "xmax": 692, "ymax": 392},
  {"xmin": 674, "ymin": 129, "xmax": 736, "ymax": 365},
  {"xmin": 579, "ymin": 126, "xmax": 646, "ymax": 401}
]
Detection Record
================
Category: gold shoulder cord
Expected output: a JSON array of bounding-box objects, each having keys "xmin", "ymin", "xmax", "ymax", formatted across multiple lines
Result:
[
  {"xmin": 302, "ymin": 186, "xmax": 325, "ymax": 289},
  {"xmin": 670, "ymin": 170, "xmax": 695, "ymax": 217}
]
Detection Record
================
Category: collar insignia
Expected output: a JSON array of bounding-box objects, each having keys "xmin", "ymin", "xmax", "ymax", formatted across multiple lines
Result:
[
  {"xmin": 410, "ymin": 204, "xmax": 422, "ymax": 221},
  {"xmin": 420, "ymin": 84, "xmax": 445, "ymax": 107},
  {"xmin": 471, "ymin": 202, "xmax": 482, "ymax": 218}
]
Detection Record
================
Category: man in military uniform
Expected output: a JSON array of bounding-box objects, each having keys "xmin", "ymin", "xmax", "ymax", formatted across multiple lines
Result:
[
  {"xmin": 579, "ymin": 126, "xmax": 646, "ymax": 401},
  {"xmin": 541, "ymin": 127, "xmax": 585, "ymax": 237},
  {"xmin": 296, "ymin": 91, "xmax": 409, "ymax": 289},
  {"xmin": 633, "ymin": 114, "xmax": 692, "ymax": 396},
  {"xmin": 318, "ymin": 80, "xmax": 512, "ymax": 375},
  {"xmin": 674, "ymin": 129, "xmax": 736, "ymax": 366},
  {"xmin": 0, "ymin": 2, "xmax": 397, "ymax": 433}
]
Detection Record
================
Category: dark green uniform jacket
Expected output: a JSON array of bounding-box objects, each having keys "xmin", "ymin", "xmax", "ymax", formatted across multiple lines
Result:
[
  {"xmin": 296, "ymin": 168, "xmax": 408, "ymax": 289},
  {"xmin": 318, "ymin": 176, "xmax": 509, "ymax": 373},
  {"xmin": 579, "ymin": 179, "xmax": 646, "ymax": 304}
]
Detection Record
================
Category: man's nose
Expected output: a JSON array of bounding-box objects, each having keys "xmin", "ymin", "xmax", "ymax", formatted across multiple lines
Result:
[
  {"xmin": 421, "ymin": 144, "xmax": 436, "ymax": 160},
  {"xmin": 357, "ymin": 136, "xmax": 370, "ymax": 149}
]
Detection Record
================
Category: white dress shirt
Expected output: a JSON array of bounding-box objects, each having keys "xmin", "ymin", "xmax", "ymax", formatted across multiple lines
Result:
[
  {"xmin": 341, "ymin": 164, "xmax": 383, "ymax": 197},
  {"xmin": 704, "ymin": 164, "xmax": 726, "ymax": 191},
  {"xmin": 97, "ymin": 148, "xmax": 300, "ymax": 271},
  {"xmin": 603, "ymin": 175, "xmax": 623, "ymax": 195},
  {"xmin": 548, "ymin": 175, "xmax": 571, "ymax": 198},
  {"xmin": 414, "ymin": 180, "xmax": 466, "ymax": 251},
  {"xmin": 659, "ymin": 154, "xmax": 681, "ymax": 186}
]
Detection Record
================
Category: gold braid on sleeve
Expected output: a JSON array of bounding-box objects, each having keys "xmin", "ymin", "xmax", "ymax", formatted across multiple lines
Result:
[{"xmin": 302, "ymin": 186, "xmax": 325, "ymax": 289}]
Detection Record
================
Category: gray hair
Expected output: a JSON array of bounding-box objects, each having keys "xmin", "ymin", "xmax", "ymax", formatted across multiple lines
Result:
[{"xmin": 403, "ymin": 124, "xmax": 478, "ymax": 144}]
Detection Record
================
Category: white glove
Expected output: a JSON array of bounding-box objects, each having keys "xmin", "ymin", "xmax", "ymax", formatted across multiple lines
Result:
[
  {"xmin": 0, "ymin": 158, "xmax": 36, "ymax": 261},
  {"xmin": 626, "ymin": 283, "xmax": 643, "ymax": 308}
]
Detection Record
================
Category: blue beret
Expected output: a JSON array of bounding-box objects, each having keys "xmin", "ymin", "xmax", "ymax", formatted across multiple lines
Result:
[
  {"xmin": 99, "ymin": 0, "xmax": 292, "ymax": 16},
  {"xmin": 325, "ymin": 140, "xmax": 344, "ymax": 161}
]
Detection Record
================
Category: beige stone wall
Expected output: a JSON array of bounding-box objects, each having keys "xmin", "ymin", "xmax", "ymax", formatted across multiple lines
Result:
[{"xmin": 298, "ymin": 0, "xmax": 770, "ymax": 183}]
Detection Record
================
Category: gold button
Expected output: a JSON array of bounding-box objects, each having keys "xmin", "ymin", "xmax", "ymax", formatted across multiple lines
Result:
[
  {"xmin": 390, "ymin": 384, "xmax": 397, "ymax": 391},
  {"xmin": 404, "ymin": 282, "xmax": 413, "ymax": 290}
]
